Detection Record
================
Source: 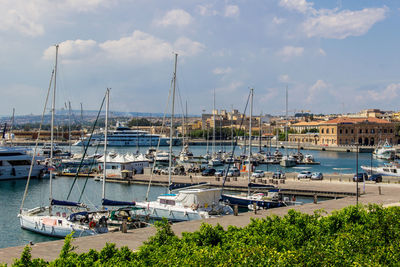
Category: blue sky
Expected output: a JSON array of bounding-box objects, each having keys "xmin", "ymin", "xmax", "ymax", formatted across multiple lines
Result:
[{"xmin": 0, "ymin": 0, "xmax": 399, "ymax": 116}]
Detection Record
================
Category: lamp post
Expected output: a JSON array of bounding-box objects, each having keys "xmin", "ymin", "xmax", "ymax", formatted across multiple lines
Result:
[{"xmin": 355, "ymin": 142, "xmax": 359, "ymax": 205}]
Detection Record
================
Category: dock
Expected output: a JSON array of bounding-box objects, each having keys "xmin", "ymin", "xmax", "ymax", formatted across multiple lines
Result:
[{"xmin": 1, "ymin": 177, "xmax": 399, "ymax": 265}]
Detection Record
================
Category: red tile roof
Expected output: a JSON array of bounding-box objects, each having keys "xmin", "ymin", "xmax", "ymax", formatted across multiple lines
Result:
[{"xmin": 322, "ymin": 117, "xmax": 391, "ymax": 125}]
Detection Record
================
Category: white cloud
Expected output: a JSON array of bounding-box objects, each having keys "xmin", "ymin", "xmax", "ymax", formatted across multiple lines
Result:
[
  {"xmin": 0, "ymin": 0, "xmax": 112, "ymax": 36},
  {"xmin": 173, "ymin": 37, "xmax": 205, "ymax": 56},
  {"xmin": 279, "ymin": 0, "xmax": 314, "ymax": 14},
  {"xmin": 303, "ymin": 8, "xmax": 386, "ymax": 39},
  {"xmin": 318, "ymin": 48, "xmax": 326, "ymax": 56},
  {"xmin": 277, "ymin": 46, "xmax": 304, "ymax": 60},
  {"xmin": 224, "ymin": 5, "xmax": 240, "ymax": 18},
  {"xmin": 259, "ymin": 88, "xmax": 279, "ymax": 103},
  {"xmin": 366, "ymin": 83, "xmax": 400, "ymax": 101},
  {"xmin": 196, "ymin": 4, "xmax": 218, "ymax": 16},
  {"xmin": 307, "ymin": 80, "xmax": 328, "ymax": 103},
  {"xmin": 215, "ymin": 81, "xmax": 243, "ymax": 93},
  {"xmin": 155, "ymin": 9, "xmax": 193, "ymax": 27},
  {"xmin": 43, "ymin": 31, "xmax": 204, "ymax": 63},
  {"xmin": 272, "ymin": 16, "xmax": 286, "ymax": 25},
  {"xmin": 213, "ymin": 67, "xmax": 232, "ymax": 75},
  {"xmin": 99, "ymin": 31, "xmax": 173, "ymax": 62},
  {"xmin": 278, "ymin": 74, "xmax": 290, "ymax": 83},
  {"xmin": 43, "ymin": 40, "xmax": 97, "ymax": 61}
]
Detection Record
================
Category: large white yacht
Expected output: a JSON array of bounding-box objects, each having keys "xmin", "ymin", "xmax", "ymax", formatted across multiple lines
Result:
[
  {"xmin": 0, "ymin": 146, "xmax": 44, "ymax": 181},
  {"xmin": 73, "ymin": 122, "xmax": 180, "ymax": 147}
]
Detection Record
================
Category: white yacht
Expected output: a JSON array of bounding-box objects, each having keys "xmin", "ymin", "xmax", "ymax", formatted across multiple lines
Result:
[
  {"xmin": 373, "ymin": 140, "xmax": 396, "ymax": 160},
  {"xmin": 0, "ymin": 146, "xmax": 44, "ymax": 180},
  {"xmin": 134, "ymin": 188, "xmax": 233, "ymax": 222},
  {"xmin": 361, "ymin": 162, "xmax": 400, "ymax": 177},
  {"xmin": 73, "ymin": 122, "xmax": 181, "ymax": 147}
]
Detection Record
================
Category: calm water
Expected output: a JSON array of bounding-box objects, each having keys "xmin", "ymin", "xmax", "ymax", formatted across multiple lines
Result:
[{"xmin": 0, "ymin": 145, "xmax": 382, "ymax": 249}]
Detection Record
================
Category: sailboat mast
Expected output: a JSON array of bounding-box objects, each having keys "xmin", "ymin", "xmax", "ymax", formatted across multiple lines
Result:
[
  {"xmin": 248, "ymin": 88, "xmax": 253, "ymax": 196},
  {"xmin": 102, "ymin": 88, "xmax": 109, "ymax": 201},
  {"xmin": 212, "ymin": 90, "xmax": 216, "ymax": 156},
  {"xmin": 285, "ymin": 85, "xmax": 288, "ymax": 156},
  {"xmin": 169, "ymin": 53, "xmax": 178, "ymax": 193},
  {"xmin": 49, "ymin": 44, "xmax": 59, "ymax": 211},
  {"xmin": 259, "ymin": 112, "xmax": 262, "ymax": 152},
  {"xmin": 68, "ymin": 101, "xmax": 71, "ymax": 154}
]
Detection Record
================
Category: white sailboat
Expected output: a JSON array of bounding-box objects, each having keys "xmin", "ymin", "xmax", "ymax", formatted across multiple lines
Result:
[
  {"xmin": 135, "ymin": 54, "xmax": 232, "ymax": 221},
  {"xmin": 208, "ymin": 90, "xmax": 224, "ymax": 167},
  {"xmin": 19, "ymin": 45, "xmax": 108, "ymax": 238}
]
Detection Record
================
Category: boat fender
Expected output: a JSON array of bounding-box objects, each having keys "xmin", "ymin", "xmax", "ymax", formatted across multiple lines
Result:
[
  {"xmin": 89, "ymin": 221, "xmax": 96, "ymax": 229},
  {"xmin": 191, "ymin": 204, "xmax": 198, "ymax": 210}
]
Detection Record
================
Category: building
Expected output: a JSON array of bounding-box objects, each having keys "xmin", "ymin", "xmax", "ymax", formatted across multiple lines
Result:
[
  {"xmin": 318, "ymin": 117, "xmax": 397, "ymax": 146},
  {"xmin": 290, "ymin": 121, "xmax": 321, "ymax": 133},
  {"xmin": 288, "ymin": 133, "xmax": 319, "ymax": 145}
]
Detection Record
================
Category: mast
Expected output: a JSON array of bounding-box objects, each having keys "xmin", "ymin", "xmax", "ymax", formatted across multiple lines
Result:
[
  {"xmin": 248, "ymin": 88, "xmax": 253, "ymax": 196},
  {"xmin": 49, "ymin": 44, "xmax": 59, "ymax": 214},
  {"xmin": 68, "ymin": 101, "xmax": 71, "ymax": 154},
  {"xmin": 259, "ymin": 112, "xmax": 262, "ymax": 152},
  {"xmin": 168, "ymin": 53, "xmax": 178, "ymax": 193},
  {"xmin": 10, "ymin": 108, "xmax": 15, "ymax": 145},
  {"xmin": 285, "ymin": 85, "xmax": 288, "ymax": 156},
  {"xmin": 231, "ymin": 106, "xmax": 234, "ymax": 152},
  {"xmin": 102, "ymin": 88, "xmax": 109, "ymax": 203},
  {"xmin": 212, "ymin": 90, "xmax": 216, "ymax": 156}
]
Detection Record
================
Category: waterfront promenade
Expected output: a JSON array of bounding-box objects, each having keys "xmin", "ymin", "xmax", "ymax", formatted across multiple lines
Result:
[{"xmin": 1, "ymin": 178, "xmax": 399, "ymax": 265}]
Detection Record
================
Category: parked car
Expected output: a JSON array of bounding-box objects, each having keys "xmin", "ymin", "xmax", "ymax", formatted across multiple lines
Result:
[
  {"xmin": 297, "ymin": 171, "xmax": 312, "ymax": 179},
  {"xmin": 273, "ymin": 170, "xmax": 286, "ymax": 179},
  {"xmin": 214, "ymin": 169, "xmax": 225, "ymax": 177},
  {"xmin": 252, "ymin": 170, "xmax": 265, "ymax": 178},
  {"xmin": 227, "ymin": 167, "xmax": 240, "ymax": 177},
  {"xmin": 202, "ymin": 168, "xmax": 216, "ymax": 176},
  {"xmin": 353, "ymin": 172, "xmax": 368, "ymax": 182},
  {"xmin": 368, "ymin": 174, "xmax": 383, "ymax": 183},
  {"xmin": 311, "ymin": 172, "xmax": 323, "ymax": 180}
]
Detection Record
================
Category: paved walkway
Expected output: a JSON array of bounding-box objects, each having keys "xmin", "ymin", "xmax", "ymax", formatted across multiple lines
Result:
[{"xmin": 0, "ymin": 180, "xmax": 399, "ymax": 265}]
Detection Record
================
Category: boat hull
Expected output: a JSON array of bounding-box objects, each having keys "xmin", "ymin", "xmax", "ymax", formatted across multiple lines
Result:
[
  {"xmin": 133, "ymin": 203, "xmax": 205, "ymax": 222},
  {"xmin": 0, "ymin": 165, "xmax": 43, "ymax": 181},
  {"xmin": 19, "ymin": 214, "xmax": 100, "ymax": 238},
  {"xmin": 221, "ymin": 194, "xmax": 284, "ymax": 209}
]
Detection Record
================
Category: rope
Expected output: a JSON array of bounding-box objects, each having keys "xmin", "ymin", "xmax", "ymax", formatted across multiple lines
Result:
[
  {"xmin": 20, "ymin": 69, "xmax": 54, "ymax": 213},
  {"xmin": 145, "ymin": 77, "xmax": 173, "ymax": 201},
  {"xmin": 221, "ymin": 90, "xmax": 251, "ymax": 190},
  {"xmin": 66, "ymin": 91, "xmax": 106, "ymax": 200}
]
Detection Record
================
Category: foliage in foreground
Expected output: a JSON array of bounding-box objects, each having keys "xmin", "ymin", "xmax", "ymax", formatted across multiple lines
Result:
[{"xmin": 7, "ymin": 204, "xmax": 400, "ymax": 266}]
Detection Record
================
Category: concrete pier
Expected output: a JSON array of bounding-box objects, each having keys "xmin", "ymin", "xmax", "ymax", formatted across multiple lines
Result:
[{"xmin": 1, "ymin": 179, "xmax": 399, "ymax": 265}]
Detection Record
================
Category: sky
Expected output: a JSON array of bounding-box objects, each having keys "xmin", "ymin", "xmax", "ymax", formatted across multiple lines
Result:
[{"xmin": 1, "ymin": 0, "xmax": 400, "ymax": 117}]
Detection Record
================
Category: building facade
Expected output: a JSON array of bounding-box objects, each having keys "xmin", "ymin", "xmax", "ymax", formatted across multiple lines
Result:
[{"xmin": 318, "ymin": 117, "xmax": 397, "ymax": 146}]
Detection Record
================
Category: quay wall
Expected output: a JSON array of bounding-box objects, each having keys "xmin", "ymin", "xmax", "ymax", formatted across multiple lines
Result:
[{"xmin": 0, "ymin": 178, "xmax": 399, "ymax": 265}]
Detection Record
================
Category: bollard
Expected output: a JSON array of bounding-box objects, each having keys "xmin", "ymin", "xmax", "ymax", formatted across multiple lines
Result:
[
  {"xmin": 226, "ymin": 177, "xmax": 230, "ymax": 182},
  {"xmin": 215, "ymin": 177, "xmax": 220, "ymax": 181},
  {"xmin": 233, "ymin": 177, "xmax": 237, "ymax": 181},
  {"xmin": 313, "ymin": 194, "xmax": 318, "ymax": 204},
  {"xmin": 253, "ymin": 202, "xmax": 257, "ymax": 214},
  {"xmin": 378, "ymin": 186, "xmax": 382, "ymax": 195},
  {"xmin": 121, "ymin": 220, "xmax": 127, "ymax": 233},
  {"xmin": 330, "ymin": 177, "xmax": 331, "ymax": 182},
  {"xmin": 234, "ymin": 205, "xmax": 239, "ymax": 216}
]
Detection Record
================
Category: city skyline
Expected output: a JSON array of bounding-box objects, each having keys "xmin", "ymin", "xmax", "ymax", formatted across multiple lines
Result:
[{"xmin": 1, "ymin": 0, "xmax": 399, "ymax": 116}]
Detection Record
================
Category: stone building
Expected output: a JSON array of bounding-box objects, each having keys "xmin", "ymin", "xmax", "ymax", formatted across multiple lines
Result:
[
  {"xmin": 318, "ymin": 117, "xmax": 397, "ymax": 146},
  {"xmin": 288, "ymin": 133, "xmax": 319, "ymax": 145}
]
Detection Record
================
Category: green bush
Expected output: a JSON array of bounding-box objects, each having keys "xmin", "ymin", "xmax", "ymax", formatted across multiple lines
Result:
[{"xmin": 9, "ymin": 205, "xmax": 400, "ymax": 266}]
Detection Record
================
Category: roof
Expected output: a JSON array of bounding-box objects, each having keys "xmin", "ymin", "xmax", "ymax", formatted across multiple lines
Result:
[
  {"xmin": 291, "ymin": 121, "xmax": 322, "ymax": 127},
  {"xmin": 321, "ymin": 117, "xmax": 391, "ymax": 125}
]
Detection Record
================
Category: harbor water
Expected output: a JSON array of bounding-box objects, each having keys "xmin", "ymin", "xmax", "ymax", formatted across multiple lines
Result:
[{"xmin": 0, "ymin": 145, "xmax": 384, "ymax": 249}]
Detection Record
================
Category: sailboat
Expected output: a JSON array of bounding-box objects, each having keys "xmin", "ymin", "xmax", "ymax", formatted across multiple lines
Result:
[
  {"xmin": 221, "ymin": 89, "xmax": 286, "ymax": 210},
  {"xmin": 280, "ymin": 86, "xmax": 296, "ymax": 167},
  {"xmin": 208, "ymin": 90, "xmax": 224, "ymax": 167},
  {"xmin": 134, "ymin": 54, "xmax": 232, "ymax": 221},
  {"xmin": 19, "ymin": 45, "xmax": 108, "ymax": 238}
]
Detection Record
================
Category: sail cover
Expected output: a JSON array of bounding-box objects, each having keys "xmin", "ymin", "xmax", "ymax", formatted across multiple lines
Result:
[
  {"xmin": 248, "ymin": 183, "xmax": 276, "ymax": 189},
  {"xmin": 51, "ymin": 199, "xmax": 84, "ymax": 207},
  {"xmin": 102, "ymin": 198, "xmax": 136, "ymax": 206}
]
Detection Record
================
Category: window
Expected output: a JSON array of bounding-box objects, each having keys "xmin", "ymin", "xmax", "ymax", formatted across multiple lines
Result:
[
  {"xmin": 332, "ymin": 128, "xmax": 335, "ymax": 134},
  {"xmin": 359, "ymin": 129, "xmax": 362, "ymax": 134},
  {"xmin": 390, "ymin": 129, "xmax": 393, "ymax": 133},
  {"xmin": 340, "ymin": 129, "xmax": 342, "ymax": 134},
  {"xmin": 366, "ymin": 129, "xmax": 368, "ymax": 133},
  {"xmin": 371, "ymin": 129, "xmax": 375, "ymax": 134},
  {"xmin": 351, "ymin": 129, "xmax": 354, "ymax": 134},
  {"xmin": 321, "ymin": 129, "xmax": 324, "ymax": 134},
  {"xmin": 327, "ymin": 129, "xmax": 329, "ymax": 134},
  {"xmin": 384, "ymin": 129, "xmax": 387, "ymax": 133}
]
